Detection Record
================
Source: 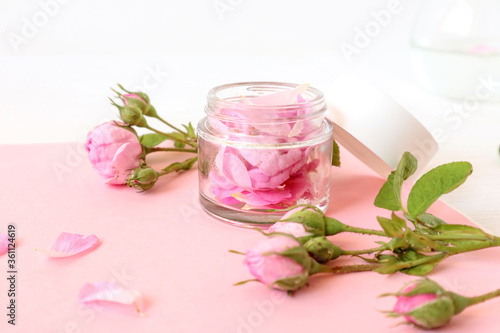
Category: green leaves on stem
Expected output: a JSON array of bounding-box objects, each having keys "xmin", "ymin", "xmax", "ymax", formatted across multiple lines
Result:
[
  {"xmin": 407, "ymin": 161, "xmax": 472, "ymax": 218},
  {"xmin": 255, "ymin": 152, "xmax": 498, "ymax": 286},
  {"xmin": 374, "ymin": 152, "xmax": 417, "ymax": 212},
  {"xmin": 374, "ymin": 152, "xmax": 472, "ymax": 221}
]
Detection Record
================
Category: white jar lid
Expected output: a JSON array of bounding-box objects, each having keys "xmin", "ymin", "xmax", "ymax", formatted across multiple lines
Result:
[{"xmin": 326, "ymin": 75, "xmax": 438, "ymax": 178}]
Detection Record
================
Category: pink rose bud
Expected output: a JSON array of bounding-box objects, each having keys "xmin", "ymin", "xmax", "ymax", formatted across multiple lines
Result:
[
  {"xmin": 86, "ymin": 121, "xmax": 143, "ymax": 185},
  {"xmin": 127, "ymin": 167, "xmax": 160, "ymax": 192},
  {"xmin": 303, "ymin": 236, "xmax": 341, "ymax": 263},
  {"xmin": 387, "ymin": 278, "xmax": 500, "ymax": 329},
  {"xmin": 117, "ymin": 104, "xmax": 147, "ymax": 127},
  {"xmin": 390, "ymin": 279, "xmax": 455, "ymax": 329},
  {"xmin": 122, "ymin": 93, "xmax": 158, "ymax": 117},
  {"xmin": 243, "ymin": 235, "xmax": 310, "ymax": 291},
  {"xmin": 278, "ymin": 206, "xmax": 327, "ymax": 237},
  {"xmin": 268, "ymin": 221, "xmax": 313, "ymax": 239}
]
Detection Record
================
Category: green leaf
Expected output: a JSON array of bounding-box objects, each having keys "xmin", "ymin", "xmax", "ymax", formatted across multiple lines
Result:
[
  {"xmin": 391, "ymin": 212, "xmax": 407, "ymax": 229},
  {"xmin": 169, "ymin": 131, "xmax": 187, "ymax": 142},
  {"xmin": 374, "ymin": 152, "xmax": 418, "ymax": 211},
  {"xmin": 162, "ymin": 157, "xmax": 198, "ymax": 174},
  {"xmin": 404, "ymin": 230, "xmax": 438, "ymax": 251},
  {"xmin": 398, "ymin": 251, "xmax": 444, "ymax": 276},
  {"xmin": 332, "ymin": 139, "xmax": 341, "ymax": 167},
  {"xmin": 398, "ymin": 152, "xmax": 418, "ymax": 181},
  {"xmin": 387, "ymin": 237, "xmax": 407, "ymax": 252},
  {"xmin": 139, "ymin": 133, "xmax": 169, "ymax": 148},
  {"xmin": 174, "ymin": 141, "xmax": 185, "ymax": 149},
  {"xmin": 374, "ymin": 256, "xmax": 402, "ymax": 274},
  {"xmin": 401, "ymin": 261, "xmax": 440, "ymax": 276},
  {"xmin": 183, "ymin": 122, "xmax": 197, "ymax": 140},
  {"xmin": 374, "ymin": 173, "xmax": 402, "ymax": 211},
  {"xmin": 416, "ymin": 213, "xmax": 447, "ymax": 228},
  {"xmin": 407, "ymin": 162, "xmax": 473, "ymax": 218},
  {"xmin": 377, "ymin": 216, "xmax": 404, "ymax": 238},
  {"xmin": 433, "ymin": 224, "xmax": 486, "ymax": 236}
]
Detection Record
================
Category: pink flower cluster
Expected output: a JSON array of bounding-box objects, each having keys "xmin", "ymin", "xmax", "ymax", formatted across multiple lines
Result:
[{"xmin": 211, "ymin": 146, "xmax": 319, "ymax": 207}]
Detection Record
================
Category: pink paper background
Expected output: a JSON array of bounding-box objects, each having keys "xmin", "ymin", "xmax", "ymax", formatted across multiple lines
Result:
[{"xmin": 1, "ymin": 143, "xmax": 499, "ymax": 333}]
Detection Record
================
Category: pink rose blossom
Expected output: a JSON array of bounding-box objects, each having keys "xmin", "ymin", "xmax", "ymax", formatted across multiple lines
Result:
[
  {"xmin": 244, "ymin": 236, "xmax": 306, "ymax": 290},
  {"xmin": 86, "ymin": 121, "xmax": 142, "ymax": 185}
]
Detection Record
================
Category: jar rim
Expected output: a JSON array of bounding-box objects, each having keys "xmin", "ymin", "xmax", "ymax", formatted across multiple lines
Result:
[{"xmin": 205, "ymin": 81, "xmax": 327, "ymax": 122}]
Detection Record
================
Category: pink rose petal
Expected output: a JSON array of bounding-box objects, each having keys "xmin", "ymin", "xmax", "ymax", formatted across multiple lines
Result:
[
  {"xmin": 78, "ymin": 282, "xmax": 144, "ymax": 316},
  {"xmin": 250, "ymin": 83, "xmax": 310, "ymax": 106},
  {"xmin": 223, "ymin": 153, "xmax": 252, "ymax": 188},
  {"xmin": 36, "ymin": 232, "xmax": 99, "ymax": 258},
  {"xmin": 0, "ymin": 234, "xmax": 9, "ymax": 256}
]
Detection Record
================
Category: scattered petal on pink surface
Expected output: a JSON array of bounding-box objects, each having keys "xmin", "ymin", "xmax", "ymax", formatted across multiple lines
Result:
[
  {"xmin": 78, "ymin": 282, "xmax": 144, "ymax": 316},
  {"xmin": 36, "ymin": 232, "xmax": 99, "ymax": 258},
  {"xmin": 0, "ymin": 234, "xmax": 9, "ymax": 256}
]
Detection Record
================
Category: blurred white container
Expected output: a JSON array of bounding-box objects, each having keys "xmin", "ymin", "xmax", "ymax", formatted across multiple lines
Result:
[{"xmin": 411, "ymin": 0, "xmax": 500, "ymax": 101}]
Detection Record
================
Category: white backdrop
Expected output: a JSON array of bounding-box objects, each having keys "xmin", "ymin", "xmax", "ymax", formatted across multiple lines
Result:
[{"xmin": 1, "ymin": 0, "xmax": 424, "ymax": 144}]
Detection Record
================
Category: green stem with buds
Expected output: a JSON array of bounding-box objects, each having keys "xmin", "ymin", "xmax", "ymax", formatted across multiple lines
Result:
[
  {"xmin": 340, "ymin": 224, "xmax": 388, "ymax": 237},
  {"xmin": 313, "ymin": 263, "xmax": 383, "ymax": 274},
  {"xmin": 145, "ymin": 147, "xmax": 197, "ymax": 154},
  {"xmin": 144, "ymin": 125, "xmax": 196, "ymax": 148},
  {"xmin": 154, "ymin": 115, "xmax": 190, "ymax": 138},
  {"xmin": 340, "ymin": 245, "xmax": 387, "ymax": 256},
  {"xmin": 436, "ymin": 235, "xmax": 500, "ymax": 255}
]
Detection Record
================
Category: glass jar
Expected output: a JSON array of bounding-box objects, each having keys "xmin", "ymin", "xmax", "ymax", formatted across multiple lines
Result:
[
  {"xmin": 411, "ymin": 0, "xmax": 500, "ymax": 100},
  {"xmin": 197, "ymin": 82, "xmax": 334, "ymax": 227}
]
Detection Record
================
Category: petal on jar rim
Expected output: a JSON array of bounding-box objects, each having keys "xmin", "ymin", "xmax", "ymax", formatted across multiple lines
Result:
[
  {"xmin": 35, "ymin": 232, "xmax": 99, "ymax": 258},
  {"xmin": 250, "ymin": 83, "xmax": 310, "ymax": 106},
  {"xmin": 78, "ymin": 281, "xmax": 145, "ymax": 316},
  {"xmin": 0, "ymin": 234, "xmax": 9, "ymax": 256}
]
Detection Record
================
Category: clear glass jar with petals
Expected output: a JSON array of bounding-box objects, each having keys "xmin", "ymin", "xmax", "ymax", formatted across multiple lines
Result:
[{"xmin": 197, "ymin": 82, "xmax": 334, "ymax": 227}]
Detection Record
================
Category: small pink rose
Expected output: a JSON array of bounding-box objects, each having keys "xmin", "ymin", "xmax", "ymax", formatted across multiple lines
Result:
[
  {"xmin": 392, "ymin": 282, "xmax": 455, "ymax": 329},
  {"xmin": 86, "ymin": 121, "xmax": 142, "ymax": 185},
  {"xmin": 243, "ymin": 236, "xmax": 307, "ymax": 290}
]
